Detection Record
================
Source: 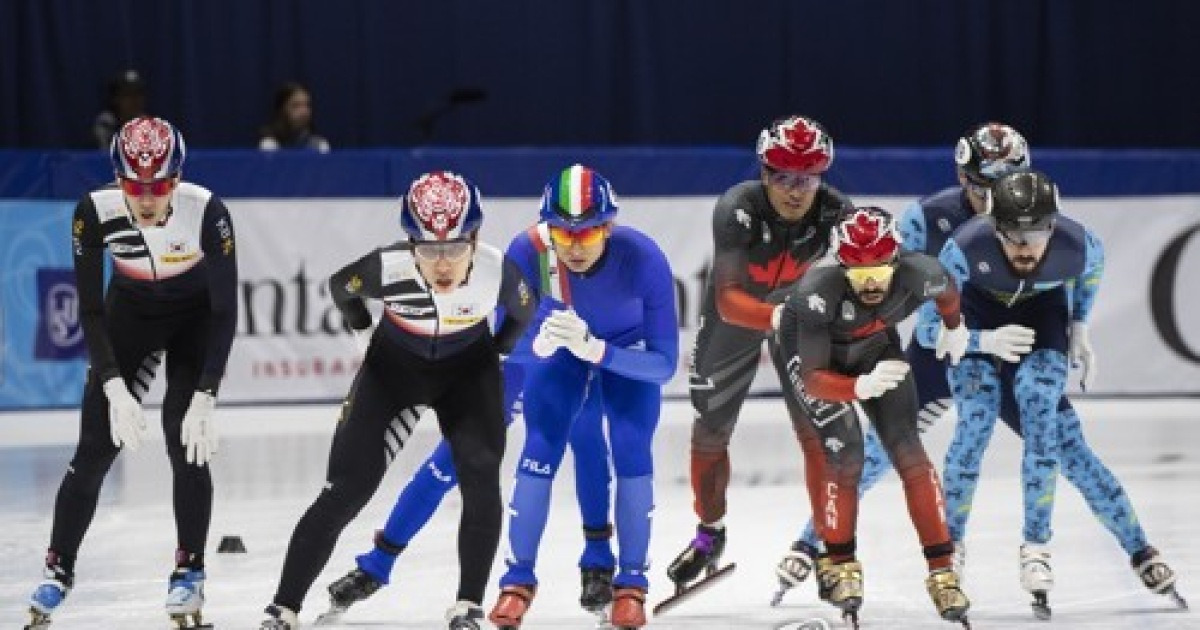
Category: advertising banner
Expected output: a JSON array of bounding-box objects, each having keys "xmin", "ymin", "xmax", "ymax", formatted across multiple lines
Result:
[
  {"xmin": 0, "ymin": 201, "xmax": 88, "ymax": 409},
  {"xmin": 2, "ymin": 194, "xmax": 1198, "ymax": 408}
]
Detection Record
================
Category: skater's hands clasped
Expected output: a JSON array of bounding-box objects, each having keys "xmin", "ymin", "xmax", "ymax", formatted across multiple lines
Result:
[
  {"xmin": 542, "ymin": 309, "xmax": 606, "ymax": 363},
  {"xmin": 181, "ymin": 390, "xmax": 218, "ymax": 466},
  {"xmin": 103, "ymin": 377, "xmax": 146, "ymax": 450}
]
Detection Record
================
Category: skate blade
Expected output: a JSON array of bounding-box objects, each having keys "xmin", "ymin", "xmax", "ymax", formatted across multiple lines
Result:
[
  {"xmin": 1168, "ymin": 588, "xmax": 1188, "ymax": 610},
  {"xmin": 652, "ymin": 563, "xmax": 736, "ymax": 616},
  {"xmin": 770, "ymin": 585, "xmax": 789, "ymax": 607},
  {"xmin": 25, "ymin": 608, "xmax": 52, "ymax": 630},
  {"xmin": 1030, "ymin": 591, "xmax": 1051, "ymax": 621},
  {"xmin": 590, "ymin": 605, "xmax": 612, "ymax": 629},
  {"xmin": 834, "ymin": 597, "xmax": 862, "ymax": 616},
  {"xmin": 168, "ymin": 612, "xmax": 213, "ymax": 629},
  {"xmin": 841, "ymin": 609, "xmax": 859, "ymax": 630}
]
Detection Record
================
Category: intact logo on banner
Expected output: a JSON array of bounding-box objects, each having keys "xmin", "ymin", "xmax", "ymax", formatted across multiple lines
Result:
[{"xmin": 35, "ymin": 268, "xmax": 87, "ymax": 360}]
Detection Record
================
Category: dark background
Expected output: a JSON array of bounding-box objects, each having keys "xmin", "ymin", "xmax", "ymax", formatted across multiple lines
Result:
[{"xmin": 3, "ymin": 0, "xmax": 1198, "ymax": 149}]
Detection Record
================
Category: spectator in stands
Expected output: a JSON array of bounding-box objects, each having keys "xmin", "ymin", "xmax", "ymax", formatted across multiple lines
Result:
[
  {"xmin": 93, "ymin": 70, "xmax": 148, "ymax": 149},
  {"xmin": 258, "ymin": 82, "xmax": 331, "ymax": 153}
]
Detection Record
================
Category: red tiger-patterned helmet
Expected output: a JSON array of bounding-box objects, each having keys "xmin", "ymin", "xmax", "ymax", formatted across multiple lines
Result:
[
  {"xmin": 831, "ymin": 207, "xmax": 901, "ymax": 267},
  {"xmin": 756, "ymin": 115, "xmax": 834, "ymax": 174},
  {"xmin": 400, "ymin": 171, "xmax": 484, "ymax": 242},
  {"xmin": 110, "ymin": 116, "xmax": 186, "ymax": 181}
]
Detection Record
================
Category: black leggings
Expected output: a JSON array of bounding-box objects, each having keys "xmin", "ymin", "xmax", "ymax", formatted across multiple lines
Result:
[
  {"xmin": 272, "ymin": 339, "xmax": 506, "ymax": 611},
  {"xmin": 49, "ymin": 297, "xmax": 213, "ymax": 572}
]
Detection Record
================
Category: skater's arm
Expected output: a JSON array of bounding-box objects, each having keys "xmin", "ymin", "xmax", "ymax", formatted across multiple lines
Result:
[
  {"xmin": 1071, "ymin": 227, "xmax": 1104, "ymax": 322},
  {"xmin": 493, "ymin": 256, "xmax": 537, "ymax": 354},
  {"xmin": 197, "ymin": 197, "xmax": 238, "ymax": 393},
  {"xmin": 775, "ymin": 274, "xmax": 857, "ymax": 402},
  {"xmin": 711, "ymin": 202, "xmax": 775, "ymax": 332},
  {"xmin": 329, "ymin": 250, "xmax": 384, "ymax": 331},
  {"xmin": 916, "ymin": 241, "xmax": 971, "ymax": 350},
  {"xmin": 72, "ymin": 196, "xmax": 121, "ymax": 383},
  {"xmin": 897, "ymin": 200, "xmax": 928, "ymax": 253},
  {"xmin": 595, "ymin": 242, "xmax": 679, "ymax": 384}
]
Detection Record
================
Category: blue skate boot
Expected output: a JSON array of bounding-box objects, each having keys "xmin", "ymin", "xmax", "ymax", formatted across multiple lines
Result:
[
  {"xmin": 26, "ymin": 561, "xmax": 73, "ymax": 630},
  {"xmin": 166, "ymin": 568, "xmax": 211, "ymax": 629}
]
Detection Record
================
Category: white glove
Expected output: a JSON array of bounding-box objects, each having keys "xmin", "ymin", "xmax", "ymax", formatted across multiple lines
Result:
[
  {"xmin": 935, "ymin": 321, "xmax": 970, "ymax": 365},
  {"xmin": 532, "ymin": 316, "xmax": 564, "ymax": 358},
  {"xmin": 542, "ymin": 309, "xmax": 606, "ymax": 363},
  {"xmin": 979, "ymin": 324, "xmax": 1037, "ymax": 362},
  {"xmin": 180, "ymin": 391, "xmax": 218, "ymax": 466},
  {"xmin": 103, "ymin": 377, "xmax": 145, "ymax": 450},
  {"xmin": 1069, "ymin": 321, "xmax": 1097, "ymax": 390},
  {"xmin": 853, "ymin": 360, "xmax": 910, "ymax": 400}
]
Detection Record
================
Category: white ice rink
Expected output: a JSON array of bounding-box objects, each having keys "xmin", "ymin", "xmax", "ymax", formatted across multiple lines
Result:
[{"xmin": 1, "ymin": 398, "xmax": 1196, "ymax": 629}]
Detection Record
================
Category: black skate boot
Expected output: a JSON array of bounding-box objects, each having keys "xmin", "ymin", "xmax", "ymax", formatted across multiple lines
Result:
[
  {"xmin": 655, "ymin": 524, "xmax": 736, "ymax": 615},
  {"xmin": 315, "ymin": 567, "xmax": 382, "ymax": 624},
  {"xmin": 666, "ymin": 524, "xmax": 727, "ymax": 585},
  {"xmin": 260, "ymin": 604, "xmax": 298, "ymax": 630},
  {"xmin": 580, "ymin": 567, "xmax": 615, "ymax": 613},
  {"xmin": 1133, "ymin": 546, "xmax": 1187, "ymax": 609}
]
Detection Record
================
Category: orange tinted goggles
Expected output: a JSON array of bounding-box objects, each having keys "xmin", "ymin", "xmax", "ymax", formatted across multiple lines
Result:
[
  {"xmin": 548, "ymin": 224, "xmax": 609, "ymax": 248},
  {"xmin": 844, "ymin": 263, "xmax": 896, "ymax": 288},
  {"xmin": 119, "ymin": 177, "xmax": 174, "ymax": 197}
]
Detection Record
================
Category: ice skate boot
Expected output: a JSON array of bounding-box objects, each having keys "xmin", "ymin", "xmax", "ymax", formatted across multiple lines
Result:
[
  {"xmin": 260, "ymin": 604, "xmax": 298, "ymax": 629},
  {"xmin": 579, "ymin": 567, "xmax": 614, "ymax": 613},
  {"xmin": 489, "ymin": 584, "xmax": 535, "ymax": 629},
  {"xmin": 166, "ymin": 568, "xmax": 211, "ymax": 629},
  {"xmin": 814, "ymin": 554, "xmax": 834, "ymax": 602},
  {"xmin": 1132, "ymin": 546, "xmax": 1187, "ymax": 609},
  {"xmin": 655, "ymin": 524, "xmax": 736, "ymax": 615},
  {"xmin": 445, "ymin": 600, "xmax": 486, "ymax": 630},
  {"xmin": 25, "ymin": 562, "xmax": 73, "ymax": 630},
  {"xmin": 817, "ymin": 560, "xmax": 863, "ymax": 628},
  {"xmin": 610, "ymin": 587, "xmax": 647, "ymax": 629},
  {"xmin": 315, "ymin": 567, "xmax": 383, "ymax": 624},
  {"xmin": 771, "ymin": 540, "xmax": 818, "ymax": 606},
  {"xmin": 926, "ymin": 568, "xmax": 971, "ymax": 627},
  {"xmin": 1019, "ymin": 543, "xmax": 1054, "ymax": 620}
]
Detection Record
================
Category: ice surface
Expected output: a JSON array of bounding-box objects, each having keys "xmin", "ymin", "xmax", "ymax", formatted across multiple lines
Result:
[{"xmin": 1, "ymin": 398, "xmax": 1196, "ymax": 628}]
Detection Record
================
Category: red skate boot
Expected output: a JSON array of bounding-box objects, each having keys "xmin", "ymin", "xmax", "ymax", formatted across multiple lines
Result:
[
  {"xmin": 488, "ymin": 585, "xmax": 535, "ymax": 629},
  {"xmin": 610, "ymin": 587, "xmax": 647, "ymax": 629}
]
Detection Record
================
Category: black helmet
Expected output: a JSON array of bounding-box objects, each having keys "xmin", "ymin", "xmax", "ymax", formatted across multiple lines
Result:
[
  {"xmin": 988, "ymin": 170, "xmax": 1058, "ymax": 232},
  {"xmin": 955, "ymin": 122, "xmax": 1030, "ymax": 186}
]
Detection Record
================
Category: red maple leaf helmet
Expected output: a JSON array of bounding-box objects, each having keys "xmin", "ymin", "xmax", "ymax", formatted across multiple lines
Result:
[
  {"xmin": 756, "ymin": 115, "xmax": 834, "ymax": 174},
  {"xmin": 832, "ymin": 207, "xmax": 901, "ymax": 267}
]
